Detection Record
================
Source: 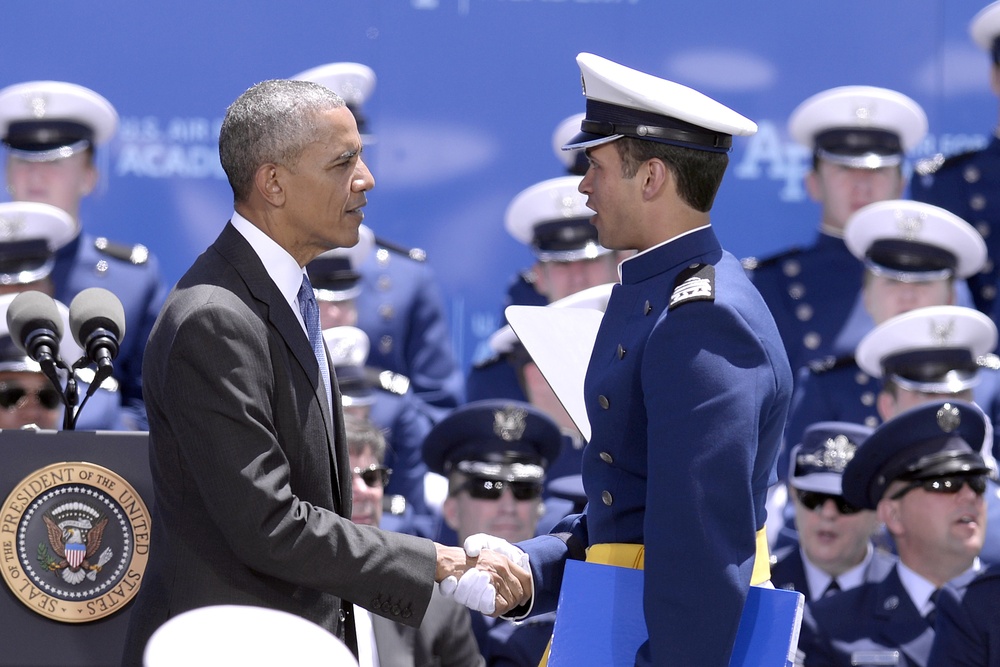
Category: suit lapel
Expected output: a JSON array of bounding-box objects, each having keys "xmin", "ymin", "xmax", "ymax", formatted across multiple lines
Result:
[{"xmin": 213, "ymin": 222, "xmax": 345, "ymax": 512}]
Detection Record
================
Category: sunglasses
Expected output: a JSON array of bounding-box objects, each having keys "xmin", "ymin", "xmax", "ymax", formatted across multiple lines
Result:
[
  {"xmin": 456, "ymin": 477, "xmax": 543, "ymax": 502},
  {"xmin": 890, "ymin": 474, "xmax": 988, "ymax": 501},
  {"xmin": 352, "ymin": 464, "xmax": 392, "ymax": 489},
  {"xmin": 0, "ymin": 382, "xmax": 61, "ymax": 410},
  {"xmin": 795, "ymin": 489, "xmax": 862, "ymax": 515}
]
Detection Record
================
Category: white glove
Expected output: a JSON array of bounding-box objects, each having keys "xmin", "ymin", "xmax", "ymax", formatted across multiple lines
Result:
[
  {"xmin": 450, "ymin": 567, "xmax": 497, "ymax": 614},
  {"xmin": 463, "ymin": 533, "xmax": 529, "ymax": 570}
]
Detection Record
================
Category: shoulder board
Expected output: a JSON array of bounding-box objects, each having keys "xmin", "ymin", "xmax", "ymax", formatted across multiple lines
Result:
[
  {"xmin": 374, "ymin": 235, "xmax": 426, "ymax": 263},
  {"xmin": 94, "ymin": 237, "xmax": 149, "ymax": 265},
  {"xmin": 669, "ymin": 263, "xmax": 714, "ymax": 310},
  {"xmin": 917, "ymin": 149, "xmax": 981, "ymax": 177},
  {"xmin": 807, "ymin": 355, "xmax": 855, "ymax": 374},
  {"xmin": 364, "ymin": 367, "xmax": 411, "ymax": 395},
  {"xmin": 978, "ymin": 353, "xmax": 1000, "ymax": 371},
  {"xmin": 741, "ymin": 247, "xmax": 803, "ymax": 271}
]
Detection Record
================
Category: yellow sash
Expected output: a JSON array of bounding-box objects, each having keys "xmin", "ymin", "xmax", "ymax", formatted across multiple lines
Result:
[{"xmin": 537, "ymin": 529, "xmax": 770, "ymax": 666}]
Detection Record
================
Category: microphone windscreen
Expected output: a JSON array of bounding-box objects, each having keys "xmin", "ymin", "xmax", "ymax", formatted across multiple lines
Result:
[
  {"xmin": 69, "ymin": 287, "xmax": 126, "ymax": 348},
  {"xmin": 7, "ymin": 291, "xmax": 64, "ymax": 352}
]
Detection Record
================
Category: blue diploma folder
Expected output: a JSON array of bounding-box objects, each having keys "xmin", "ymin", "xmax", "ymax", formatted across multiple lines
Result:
[{"xmin": 548, "ymin": 560, "xmax": 804, "ymax": 666}]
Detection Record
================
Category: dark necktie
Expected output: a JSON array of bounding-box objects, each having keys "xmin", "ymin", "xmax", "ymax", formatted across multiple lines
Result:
[
  {"xmin": 296, "ymin": 274, "xmax": 331, "ymax": 405},
  {"xmin": 298, "ymin": 275, "xmax": 356, "ymax": 658},
  {"xmin": 926, "ymin": 589, "xmax": 941, "ymax": 627},
  {"xmin": 822, "ymin": 578, "xmax": 841, "ymax": 598}
]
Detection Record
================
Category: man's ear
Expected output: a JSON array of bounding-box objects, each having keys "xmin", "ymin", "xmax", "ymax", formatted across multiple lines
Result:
[
  {"xmin": 641, "ymin": 158, "xmax": 669, "ymax": 201},
  {"xmin": 254, "ymin": 163, "xmax": 285, "ymax": 206}
]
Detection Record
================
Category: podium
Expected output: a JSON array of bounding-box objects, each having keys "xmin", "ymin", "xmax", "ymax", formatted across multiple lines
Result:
[{"xmin": 0, "ymin": 429, "xmax": 152, "ymax": 667}]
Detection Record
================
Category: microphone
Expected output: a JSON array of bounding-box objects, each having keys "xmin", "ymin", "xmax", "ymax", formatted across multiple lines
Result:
[
  {"xmin": 6, "ymin": 291, "xmax": 64, "ymax": 375},
  {"xmin": 69, "ymin": 288, "xmax": 126, "ymax": 388}
]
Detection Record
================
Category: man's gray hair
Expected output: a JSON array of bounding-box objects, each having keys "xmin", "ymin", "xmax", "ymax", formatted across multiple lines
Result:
[{"xmin": 219, "ymin": 79, "xmax": 345, "ymax": 203}]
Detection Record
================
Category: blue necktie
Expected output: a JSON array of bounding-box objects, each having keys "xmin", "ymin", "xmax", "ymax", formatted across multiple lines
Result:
[{"xmin": 297, "ymin": 274, "xmax": 331, "ymax": 407}]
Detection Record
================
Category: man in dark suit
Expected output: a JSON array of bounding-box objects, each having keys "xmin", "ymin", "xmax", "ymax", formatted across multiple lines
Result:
[
  {"xmin": 798, "ymin": 400, "xmax": 990, "ymax": 666},
  {"xmin": 121, "ymin": 79, "xmax": 527, "ymax": 665}
]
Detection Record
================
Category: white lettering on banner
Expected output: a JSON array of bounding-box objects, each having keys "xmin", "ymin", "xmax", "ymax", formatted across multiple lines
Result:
[
  {"xmin": 116, "ymin": 116, "xmax": 226, "ymax": 179},
  {"xmin": 412, "ymin": 0, "xmax": 640, "ymax": 11},
  {"xmin": 116, "ymin": 144, "xmax": 226, "ymax": 179}
]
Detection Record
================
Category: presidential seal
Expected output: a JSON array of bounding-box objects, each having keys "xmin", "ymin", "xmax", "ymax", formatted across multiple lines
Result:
[{"xmin": 0, "ymin": 462, "xmax": 150, "ymax": 623}]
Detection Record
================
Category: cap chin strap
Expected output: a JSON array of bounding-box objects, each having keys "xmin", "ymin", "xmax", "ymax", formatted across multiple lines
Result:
[{"xmin": 5, "ymin": 139, "xmax": 91, "ymax": 163}]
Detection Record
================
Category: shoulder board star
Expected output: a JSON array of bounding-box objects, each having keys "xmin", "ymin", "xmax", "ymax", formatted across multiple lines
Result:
[
  {"xmin": 669, "ymin": 263, "xmax": 714, "ymax": 310},
  {"xmin": 807, "ymin": 355, "xmax": 855, "ymax": 374},
  {"xmin": 364, "ymin": 367, "xmax": 411, "ymax": 395},
  {"xmin": 742, "ymin": 247, "xmax": 803, "ymax": 271},
  {"xmin": 94, "ymin": 237, "xmax": 149, "ymax": 265},
  {"xmin": 978, "ymin": 353, "xmax": 1000, "ymax": 371}
]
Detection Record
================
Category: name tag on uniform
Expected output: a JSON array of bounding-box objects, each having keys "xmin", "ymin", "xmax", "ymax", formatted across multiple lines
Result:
[{"xmin": 849, "ymin": 650, "xmax": 899, "ymax": 665}]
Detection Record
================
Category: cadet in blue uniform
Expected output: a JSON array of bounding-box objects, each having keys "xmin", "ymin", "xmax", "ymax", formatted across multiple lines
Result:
[
  {"xmin": 798, "ymin": 400, "xmax": 990, "ymax": 667},
  {"xmin": 772, "ymin": 422, "xmax": 895, "ymax": 602},
  {"xmin": 0, "ymin": 80, "xmax": 167, "ymax": 430},
  {"xmin": 294, "ymin": 62, "xmax": 465, "ymax": 419},
  {"xmin": 423, "ymin": 399, "xmax": 561, "ymax": 664},
  {"xmin": 446, "ymin": 54, "xmax": 793, "ymax": 666},
  {"xmin": 467, "ymin": 174, "xmax": 618, "ymax": 403},
  {"xmin": 927, "ymin": 563, "xmax": 1000, "ymax": 666},
  {"xmin": 911, "ymin": 1, "xmax": 1000, "ymax": 317},
  {"xmin": 745, "ymin": 86, "xmax": 927, "ymax": 375},
  {"xmin": 783, "ymin": 199, "xmax": 988, "ymax": 458}
]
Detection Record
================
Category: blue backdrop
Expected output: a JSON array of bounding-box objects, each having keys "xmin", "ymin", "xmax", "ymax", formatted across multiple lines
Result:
[{"xmin": 4, "ymin": 0, "xmax": 995, "ymax": 369}]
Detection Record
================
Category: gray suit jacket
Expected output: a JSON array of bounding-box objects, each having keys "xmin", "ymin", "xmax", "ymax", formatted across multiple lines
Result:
[
  {"xmin": 372, "ymin": 588, "xmax": 485, "ymax": 667},
  {"xmin": 122, "ymin": 223, "xmax": 436, "ymax": 664}
]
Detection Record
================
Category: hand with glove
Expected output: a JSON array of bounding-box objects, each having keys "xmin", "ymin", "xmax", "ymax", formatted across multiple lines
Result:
[{"xmin": 438, "ymin": 534, "xmax": 533, "ymax": 616}]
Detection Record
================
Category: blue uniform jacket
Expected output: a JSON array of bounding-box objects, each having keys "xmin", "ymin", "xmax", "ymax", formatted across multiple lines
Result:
[
  {"xmin": 356, "ymin": 248, "xmax": 464, "ymax": 421},
  {"xmin": 927, "ymin": 564, "xmax": 1000, "ymax": 667},
  {"xmin": 746, "ymin": 233, "xmax": 866, "ymax": 375},
  {"xmin": 518, "ymin": 225, "xmax": 793, "ymax": 667},
  {"xmin": 910, "ymin": 137, "xmax": 1000, "ymax": 317},
  {"xmin": 51, "ymin": 232, "xmax": 167, "ymax": 430},
  {"xmin": 799, "ymin": 565, "xmax": 977, "ymax": 667},
  {"xmin": 771, "ymin": 544, "xmax": 897, "ymax": 603}
]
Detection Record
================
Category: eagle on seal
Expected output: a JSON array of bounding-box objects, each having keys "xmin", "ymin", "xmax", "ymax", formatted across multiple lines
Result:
[{"xmin": 43, "ymin": 514, "xmax": 109, "ymax": 585}]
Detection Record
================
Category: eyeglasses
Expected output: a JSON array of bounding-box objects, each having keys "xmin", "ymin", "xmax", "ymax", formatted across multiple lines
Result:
[
  {"xmin": 890, "ymin": 474, "xmax": 988, "ymax": 501},
  {"xmin": 351, "ymin": 464, "xmax": 392, "ymax": 489},
  {"xmin": 455, "ymin": 477, "xmax": 543, "ymax": 502},
  {"xmin": 0, "ymin": 382, "xmax": 61, "ymax": 410},
  {"xmin": 795, "ymin": 489, "xmax": 862, "ymax": 515}
]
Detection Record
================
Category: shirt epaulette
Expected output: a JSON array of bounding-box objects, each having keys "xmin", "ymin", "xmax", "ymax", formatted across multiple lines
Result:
[
  {"xmin": 807, "ymin": 354, "xmax": 856, "ymax": 374},
  {"xmin": 364, "ymin": 367, "xmax": 411, "ymax": 395},
  {"xmin": 917, "ymin": 149, "xmax": 980, "ymax": 177},
  {"xmin": 94, "ymin": 237, "xmax": 149, "ymax": 265},
  {"xmin": 669, "ymin": 263, "xmax": 714, "ymax": 310},
  {"xmin": 978, "ymin": 353, "xmax": 1000, "ymax": 371},
  {"xmin": 374, "ymin": 235, "xmax": 427, "ymax": 263},
  {"xmin": 741, "ymin": 246, "xmax": 803, "ymax": 271}
]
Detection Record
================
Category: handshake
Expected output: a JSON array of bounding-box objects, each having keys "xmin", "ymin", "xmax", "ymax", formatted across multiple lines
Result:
[{"xmin": 434, "ymin": 534, "xmax": 533, "ymax": 617}]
